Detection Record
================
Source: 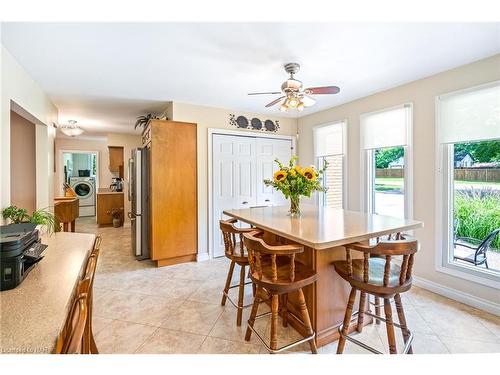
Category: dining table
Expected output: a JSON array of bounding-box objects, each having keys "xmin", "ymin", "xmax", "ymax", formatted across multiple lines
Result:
[{"xmin": 223, "ymin": 204, "xmax": 423, "ymax": 347}]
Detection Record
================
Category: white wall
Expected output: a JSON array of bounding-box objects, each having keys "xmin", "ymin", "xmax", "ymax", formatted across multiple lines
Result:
[
  {"xmin": 298, "ymin": 54, "xmax": 500, "ymax": 308},
  {"xmin": 1, "ymin": 45, "xmax": 58, "ymax": 212},
  {"xmin": 171, "ymin": 102, "xmax": 298, "ymax": 259}
]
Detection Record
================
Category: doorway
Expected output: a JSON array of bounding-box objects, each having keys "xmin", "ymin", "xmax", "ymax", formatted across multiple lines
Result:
[
  {"xmin": 209, "ymin": 130, "xmax": 294, "ymax": 258},
  {"xmin": 60, "ymin": 151, "xmax": 99, "ymax": 217}
]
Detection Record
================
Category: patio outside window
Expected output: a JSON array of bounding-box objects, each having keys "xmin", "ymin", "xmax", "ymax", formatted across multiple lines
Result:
[{"xmin": 437, "ymin": 81, "xmax": 500, "ymax": 284}]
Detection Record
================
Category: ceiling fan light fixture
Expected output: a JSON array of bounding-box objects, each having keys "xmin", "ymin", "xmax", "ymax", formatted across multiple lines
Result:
[
  {"xmin": 297, "ymin": 102, "xmax": 305, "ymax": 112},
  {"xmin": 287, "ymin": 97, "xmax": 299, "ymax": 108},
  {"xmin": 279, "ymin": 103, "xmax": 288, "ymax": 112}
]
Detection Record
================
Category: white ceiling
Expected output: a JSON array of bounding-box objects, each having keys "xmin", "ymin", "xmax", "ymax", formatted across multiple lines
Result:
[{"xmin": 2, "ymin": 22, "xmax": 499, "ymax": 134}]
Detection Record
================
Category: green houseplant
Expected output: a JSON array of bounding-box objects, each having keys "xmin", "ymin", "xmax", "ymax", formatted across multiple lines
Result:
[
  {"xmin": 264, "ymin": 156, "xmax": 328, "ymax": 216},
  {"xmin": 2, "ymin": 205, "xmax": 56, "ymax": 234}
]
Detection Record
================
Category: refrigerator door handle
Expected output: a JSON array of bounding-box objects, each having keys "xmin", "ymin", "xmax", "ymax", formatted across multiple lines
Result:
[{"xmin": 127, "ymin": 157, "xmax": 134, "ymax": 202}]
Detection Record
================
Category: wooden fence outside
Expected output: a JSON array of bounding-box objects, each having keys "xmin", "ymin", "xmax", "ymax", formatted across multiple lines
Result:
[{"xmin": 376, "ymin": 168, "xmax": 500, "ymax": 182}]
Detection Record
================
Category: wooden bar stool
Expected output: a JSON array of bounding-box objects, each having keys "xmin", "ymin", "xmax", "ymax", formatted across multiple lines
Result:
[
  {"xmin": 81, "ymin": 236, "xmax": 101, "ymax": 354},
  {"xmin": 243, "ymin": 231, "xmax": 318, "ymax": 354},
  {"xmin": 219, "ymin": 219, "xmax": 256, "ymax": 326},
  {"xmin": 334, "ymin": 234, "xmax": 418, "ymax": 354},
  {"xmin": 56, "ymin": 279, "xmax": 90, "ymax": 354}
]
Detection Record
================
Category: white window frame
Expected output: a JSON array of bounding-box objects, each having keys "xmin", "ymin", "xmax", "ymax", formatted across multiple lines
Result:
[
  {"xmin": 313, "ymin": 120, "xmax": 348, "ymax": 209},
  {"xmin": 360, "ymin": 103, "xmax": 413, "ymax": 220},
  {"xmin": 435, "ymin": 82, "xmax": 500, "ymax": 288}
]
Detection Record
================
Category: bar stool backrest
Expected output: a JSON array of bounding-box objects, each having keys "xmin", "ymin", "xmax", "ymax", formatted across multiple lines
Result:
[
  {"xmin": 57, "ymin": 279, "xmax": 90, "ymax": 354},
  {"xmin": 243, "ymin": 231, "xmax": 303, "ymax": 283},
  {"xmin": 219, "ymin": 219, "xmax": 254, "ymax": 258},
  {"xmin": 345, "ymin": 235, "xmax": 419, "ymax": 287}
]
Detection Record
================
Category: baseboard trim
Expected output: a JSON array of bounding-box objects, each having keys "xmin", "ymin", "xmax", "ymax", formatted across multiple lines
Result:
[
  {"xmin": 413, "ymin": 275, "xmax": 500, "ymax": 316},
  {"xmin": 197, "ymin": 252, "xmax": 210, "ymax": 262}
]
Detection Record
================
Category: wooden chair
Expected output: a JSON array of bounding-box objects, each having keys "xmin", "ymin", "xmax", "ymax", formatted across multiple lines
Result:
[
  {"xmin": 243, "ymin": 231, "xmax": 318, "ymax": 354},
  {"xmin": 56, "ymin": 280, "xmax": 90, "ymax": 354},
  {"xmin": 55, "ymin": 236, "xmax": 101, "ymax": 354},
  {"xmin": 219, "ymin": 219, "xmax": 256, "ymax": 326},
  {"xmin": 334, "ymin": 234, "xmax": 418, "ymax": 354}
]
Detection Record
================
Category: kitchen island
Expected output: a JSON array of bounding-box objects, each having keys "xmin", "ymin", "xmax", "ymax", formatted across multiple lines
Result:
[
  {"xmin": 223, "ymin": 205, "xmax": 423, "ymax": 347},
  {"xmin": 0, "ymin": 232, "xmax": 95, "ymax": 353}
]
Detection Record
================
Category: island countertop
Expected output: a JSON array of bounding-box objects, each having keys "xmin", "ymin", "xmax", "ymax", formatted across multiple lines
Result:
[
  {"xmin": 223, "ymin": 205, "xmax": 423, "ymax": 250},
  {"xmin": 0, "ymin": 232, "xmax": 95, "ymax": 353}
]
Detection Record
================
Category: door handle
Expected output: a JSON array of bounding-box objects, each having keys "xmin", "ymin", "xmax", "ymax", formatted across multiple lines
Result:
[
  {"xmin": 242, "ymin": 201, "xmax": 248, "ymax": 205},
  {"xmin": 265, "ymin": 199, "xmax": 270, "ymax": 202}
]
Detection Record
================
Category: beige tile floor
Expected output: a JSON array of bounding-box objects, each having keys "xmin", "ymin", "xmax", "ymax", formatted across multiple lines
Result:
[{"xmin": 76, "ymin": 217, "xmax": 500, "ymax": 354}]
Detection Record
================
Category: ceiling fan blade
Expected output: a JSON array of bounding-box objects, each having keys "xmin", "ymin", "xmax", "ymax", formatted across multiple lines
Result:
[
  {"xmin": 265, "ymin": 96, "xmax": 286, "ymax": 108},
  {"xmin": 248, "ymin": 91, "xmax": 282, "ymax": 96},
  {"xmin": 305, "ymin": 86, "xmax": 340, "ymax": 95},
  {"xmin": 301, "ymin": 95, "xmax": 316, "ymax": 107}
]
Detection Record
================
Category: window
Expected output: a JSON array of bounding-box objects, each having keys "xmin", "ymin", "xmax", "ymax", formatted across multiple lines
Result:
[
  {"xmin": 314, "ymin": 121, "xmax": 346, "ymax": 208},
  {"xmin": 437, "ymin": 81, "xmax": 500, "ymax": 285},
  {"xmin": 360, "ymin": 104, "xmax": 413, "ymax": 219}
]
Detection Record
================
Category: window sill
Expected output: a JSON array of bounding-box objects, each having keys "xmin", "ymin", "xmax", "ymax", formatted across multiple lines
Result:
[{"xmin": 435, "ymin": 263, "xmax": 500, "ymax": 289}]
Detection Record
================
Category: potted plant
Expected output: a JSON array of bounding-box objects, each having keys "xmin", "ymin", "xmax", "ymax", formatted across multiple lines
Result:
[
  {"xmin": 2, "ymin": 205, "xmax": 56, "ymax": 234},
  {"xmin": 110, "ymin": 208, "xmax": 123, "ymax": 228},
  {"xmin": 264, "ymin": 156, "xmax": 328, "ymax": 216}
]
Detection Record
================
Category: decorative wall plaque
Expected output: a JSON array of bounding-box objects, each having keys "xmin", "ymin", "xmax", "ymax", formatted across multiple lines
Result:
[{"xmin": 229, "ymin": 114, "xmax": 279, "ymax": 132}]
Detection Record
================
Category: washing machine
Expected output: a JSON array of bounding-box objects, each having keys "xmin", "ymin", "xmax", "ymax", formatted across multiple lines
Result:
[{"xmin": 70, "ymin": 177, "xmax": 96, "ymax": 217}]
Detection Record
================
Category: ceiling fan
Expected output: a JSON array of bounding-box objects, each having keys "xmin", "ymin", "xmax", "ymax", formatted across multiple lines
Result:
[{"xmin": 248, "ymin": 63, "xmax": 340, "ymax": 112}]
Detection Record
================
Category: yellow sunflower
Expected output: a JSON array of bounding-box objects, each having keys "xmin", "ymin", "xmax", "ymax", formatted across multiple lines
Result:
[
  {"xmin": 294, "ymin": 165, "xmax": 302, "ymax": 174},
  {"xmin": 301, "ymin": 166, "xmax": 317, "ymax": 181},
  {"xmin": 273, "ymin": 170, "xmax": 287, "ymax": 182},
  {"xmin": 289, "ymin": 169, "xmax": 296, "ymax": 177}
]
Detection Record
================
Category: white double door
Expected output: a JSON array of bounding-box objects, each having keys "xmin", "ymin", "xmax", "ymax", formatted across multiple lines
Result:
[{"xmin": 212, "ymin": 134, "xmax": 292, "ymax": 257}]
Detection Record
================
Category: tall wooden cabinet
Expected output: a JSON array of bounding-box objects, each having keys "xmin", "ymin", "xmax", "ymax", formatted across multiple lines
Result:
[{"xmin": 145, "ymin": 120, "xmax": 197, "ymax": 267}]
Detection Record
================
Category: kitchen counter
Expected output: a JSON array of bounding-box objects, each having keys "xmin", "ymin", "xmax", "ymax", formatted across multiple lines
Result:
[
  {"xmin": 97, "ymin": 188, "xmax": 124, "ymax": 195},
  {"xmin": 0, "ymin": 232, "xmax": 95, "ymax": 353},
  {"xmin": 224, "ymin": 205, "xmax": 423, "ymax": 347}
]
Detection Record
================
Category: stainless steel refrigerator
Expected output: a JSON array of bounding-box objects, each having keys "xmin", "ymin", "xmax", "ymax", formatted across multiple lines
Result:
[{"xmin": 128, "ymin": 148, "xmax": 150, "ymax": 260}]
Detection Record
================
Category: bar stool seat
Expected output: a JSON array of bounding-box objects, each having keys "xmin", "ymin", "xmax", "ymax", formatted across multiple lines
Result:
[{"xmin": 334, "ymin": 258, "xmax": 409, "ymax": 290}]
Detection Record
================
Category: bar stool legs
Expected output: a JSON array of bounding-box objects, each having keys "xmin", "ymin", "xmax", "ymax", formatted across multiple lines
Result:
[
  {"xmin": 337, "ymin": 289, "xmax": 414, "ymax": 354},
  {"xmin": 270, "ymin": 294, "xmax": 279, "ymax": 352},
  {"xmin": 384, "ymin": 298, "xmax": 397, "ymax": 354},
  {"xmin": 394, "ymin": 294, "xmax": 413, "ymax": 354},
  {"xmin": 337, "ymin": 287, "xmax": 357, "ymax": 354},
  {"xmin": 297, "ymin": 289, "xmax": 317, "ymax": 354},
  {"xmin": 221, "ymin": 260, "xmax": 236, "ymax": 307},
  {"xmin": 237, "ymin": 265, "xmax": 246, "ymax": 326},
  {"xmin": 245, "ymin": 287, "xmax": 317, "ymax": 354},
  {"xmin": 245, "ymin": 286, "xmax": 263, "ymax": 341},
  {"xmin": 357, "ymin": 291, "xmax": 367, "ymax": 333}
]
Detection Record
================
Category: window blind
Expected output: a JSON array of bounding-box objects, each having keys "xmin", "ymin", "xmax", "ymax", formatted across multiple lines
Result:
[
  {"xmin": 437, "ymin": 81, "xmax": 500, "ymax": 144},
  {"xmin": 361, "ymin": 104, "xmax": 411, "ymax": 150},
  {"xmin": 314, "ymin": 121, "xmax": 344, "ymax": 157}
]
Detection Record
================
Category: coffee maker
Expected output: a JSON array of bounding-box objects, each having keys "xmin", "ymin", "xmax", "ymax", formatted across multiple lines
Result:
[{"xmin": 110, "ymin": 177, "xmax": 123, "ymax": 192}]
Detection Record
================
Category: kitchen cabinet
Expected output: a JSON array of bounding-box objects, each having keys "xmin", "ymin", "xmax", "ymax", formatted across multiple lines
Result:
[
  {"xmin": 148, "ymin": 120, "xmax": 197, "ymax": 267},
  {"xmin": 96, "ymin": 189, "xmax": 124, "ymax": 225},
  {"xmin": 108, "ymin": 146, "xmax": 124, "ymax": 175}
]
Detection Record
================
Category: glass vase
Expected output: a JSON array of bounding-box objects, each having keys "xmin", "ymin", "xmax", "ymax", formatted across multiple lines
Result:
[{"xmin": 289, "ymin": 195, "xmax": 301, "ymax": 217}]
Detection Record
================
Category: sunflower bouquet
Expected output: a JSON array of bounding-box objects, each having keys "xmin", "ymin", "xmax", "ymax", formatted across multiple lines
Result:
[{"xmin": 264, "ymin": 156, "xmax": 328, "ymax": 216}]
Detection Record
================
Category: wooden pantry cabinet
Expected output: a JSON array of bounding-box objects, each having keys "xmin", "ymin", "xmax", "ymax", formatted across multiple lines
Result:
[{"xmin": 145, "ymin": 120, "xmax": 198, "ymax": 267}]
